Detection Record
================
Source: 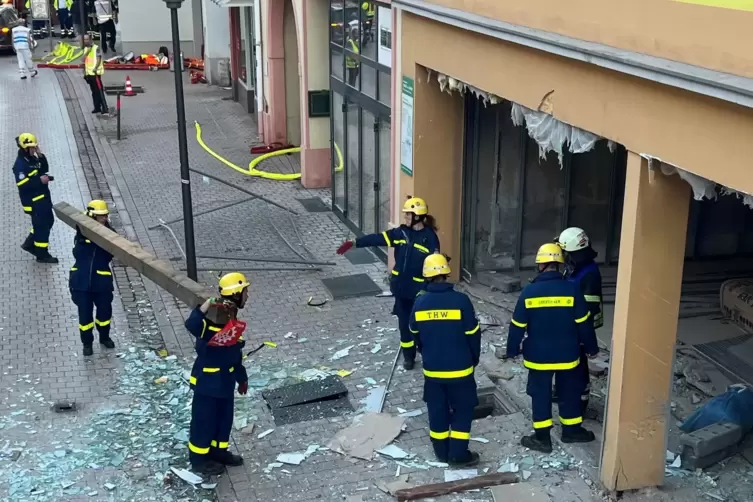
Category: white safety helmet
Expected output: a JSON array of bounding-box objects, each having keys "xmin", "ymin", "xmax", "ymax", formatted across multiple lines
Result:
[{"xmin": 556, "ymin": 227, "xmax": 590, "ymax": 252}]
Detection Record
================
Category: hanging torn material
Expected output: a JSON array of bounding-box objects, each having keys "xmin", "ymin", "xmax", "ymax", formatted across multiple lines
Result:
[
  {"xmin": 641, "ymin": 154, "xmax": 753, "ymax": 209},
  {"xmin": 511, "ymin": 103, "xmax": 612, "ymax": 165}
]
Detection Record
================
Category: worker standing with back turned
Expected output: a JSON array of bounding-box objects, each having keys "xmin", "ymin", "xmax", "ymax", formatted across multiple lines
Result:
[
  {"xmin": 337, "ymin": 196, "xmax": 440, "ymax": 370},
  {"xmin": 505, "ymin": 243, "xmax": 599, "ymax": 453},
  {"xmin": 409, "ymin": 253, "xmax": 481, "ymax": 467},
  {"xmin": 554, "ymin": 227, "xmax": 604, "ymax": 416},
  {"xmin": 184, "ymin": 273, "xmax": 250, "ymax": 476},
  {"xmin": 69, "ymin": 200, "xmax": 116, "ymax": 356}
]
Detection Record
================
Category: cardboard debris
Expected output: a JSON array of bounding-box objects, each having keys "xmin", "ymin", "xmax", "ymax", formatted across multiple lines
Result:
[{"xmin": 328, "ymin": 413, "xmax": 406, "ymax": 460}]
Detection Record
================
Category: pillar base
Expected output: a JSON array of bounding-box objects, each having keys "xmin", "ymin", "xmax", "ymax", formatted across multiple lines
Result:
[{"xmin": 301, "ymin": 147, "xmax": 331, "ymax": 189}]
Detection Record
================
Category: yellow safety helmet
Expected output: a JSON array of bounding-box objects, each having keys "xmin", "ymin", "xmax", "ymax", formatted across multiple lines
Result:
[
  {"xmin": 423, "ymin": 253, "xmax": 451, "ymax": 278},
  {"xmin": 535, "ymin": 243, "xmax": 564, "ymax": 264},
  {"xmin": 18, "ymin": 133, "xmax": 38, "ymax": 148},
  {"xmin": 219, "ymin": 272, "xmax": 250, "ymax": 296},
  {"xmin": 86, "ymin": 199, "xmax": 109, "ymax": 216},
  {"xmin": 402, "ymin": 197, "xmax": 428, "ymax": 216}
]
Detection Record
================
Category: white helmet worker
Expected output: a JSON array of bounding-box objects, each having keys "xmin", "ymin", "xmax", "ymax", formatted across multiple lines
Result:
[{"xmin": 556, "ymin": 227, "xmax": 590, "ymax": 252}]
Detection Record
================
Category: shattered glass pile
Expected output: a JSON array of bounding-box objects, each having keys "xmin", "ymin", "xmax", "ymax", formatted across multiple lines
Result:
[{"xmin": 1, "ymin": 345, "xmax": 210, "ymax": 501}]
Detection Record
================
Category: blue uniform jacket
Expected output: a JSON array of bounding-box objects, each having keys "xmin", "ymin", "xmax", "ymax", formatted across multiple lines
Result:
[
  {"xmin": 13, "ymin": 150, "xmax": 51, "ymax": 214},
  {"xmin": 566, "ymin": 261, "xmax": 604, "ymax": 329},
  {"xmin": 506, "ymin": 271, "xmax": 598, "ymax": 370},
  {"xmin": 69, "ymin": 228, "xmax": 114, "ymax": 293},
  {"xmin": 356, "ymin": 225, "xmax": 440, "ymax": 299},
  {"xmin": 409, "ymin": 282, "xmax": 481, "ymax": 380},
  {"xmin": 185, "ymin": 307, "xmax": 248, "ymax": 399}
]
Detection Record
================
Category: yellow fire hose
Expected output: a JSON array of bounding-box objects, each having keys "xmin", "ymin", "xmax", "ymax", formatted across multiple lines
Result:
[{"xmin": 194, "ymin": 122, "xmax": 343, "ymax": 181}]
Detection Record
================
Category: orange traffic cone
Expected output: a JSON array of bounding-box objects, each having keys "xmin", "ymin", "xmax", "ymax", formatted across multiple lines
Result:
[{"xmin": 124, "ymin": 76, "xmax": 135, "ymax": 97}]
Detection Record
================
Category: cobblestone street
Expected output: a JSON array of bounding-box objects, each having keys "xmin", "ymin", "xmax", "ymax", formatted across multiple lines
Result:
[{"xmin": 1, "ymin": 57, "xmax": 600, "ymax": 502}]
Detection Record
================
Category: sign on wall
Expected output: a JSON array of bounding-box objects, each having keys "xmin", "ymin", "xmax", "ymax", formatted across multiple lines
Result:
[
  {"xmin": 30, "ymin": 0, "xmax": 50, "ymax": 20},
  {"xmin": 400, "ymin": 76, "xmax": 414, "ymax": 177},
  {"xmin": 377, "ymin": 6, "xmax": 392, "ymax": 68},
  {"xmin": 672, "ymin": 0, "xmax": 753, "ymax": 11}
]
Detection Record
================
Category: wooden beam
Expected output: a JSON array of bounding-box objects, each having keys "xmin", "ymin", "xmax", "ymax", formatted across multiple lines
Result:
[
  {"xmin": 53, "ymin": 202, "xmax": 214, "ymax": 309},
  {"xmin": 394, "ymin": 473, "xmax": 518, "ymax": 501}
]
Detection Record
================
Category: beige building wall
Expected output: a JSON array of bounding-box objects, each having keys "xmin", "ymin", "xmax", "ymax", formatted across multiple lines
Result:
[{"xmin": 423, "ymin": 0, "xmax": 753, "ymax": 79}]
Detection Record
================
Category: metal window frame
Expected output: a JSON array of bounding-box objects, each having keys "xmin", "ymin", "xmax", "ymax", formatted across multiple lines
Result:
[{"xmin": 329, "ymin": 0, "xmax": 392, "ymax": 261}]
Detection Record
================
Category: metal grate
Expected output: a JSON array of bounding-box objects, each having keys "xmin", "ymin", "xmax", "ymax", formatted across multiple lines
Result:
[
  {"xmin": 695, "ymin": 334, "xmax": 753, "ymax": 386},
  {"xmin": 322, "ymin": 273, "xmax": 382, "ymax": 300}
]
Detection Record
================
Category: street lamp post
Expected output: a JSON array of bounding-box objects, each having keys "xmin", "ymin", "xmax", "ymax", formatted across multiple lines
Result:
[{"xmin": 163, "ymin": 0, "xmax": 197, "ymax": 280}]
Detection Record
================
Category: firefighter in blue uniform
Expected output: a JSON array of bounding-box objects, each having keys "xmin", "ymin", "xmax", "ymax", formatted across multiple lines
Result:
[
  {"xmin": 69, "ymin": 200, "xmax": 116, "ymax": 356},
  {"xmin": 337, "ymin": 196, "xmax": 440, "ymax": 370},
  {"xmin": 409, "ymin": 253, "xmax": 481, "ymax": 466},
  {"xmin": 505, "ymin": 243, "xmax": 599, "ymax": 453},
  {"xmin": 185, "ymin": 273, "xmax": 250, "ymax": 476},
  {"xmin": 555, "ymin": 227, "xmax": 604, "ymax": 415},
  {"xmin": 13, "ymin": 133, "xmax": 58, "ymax": 264}
]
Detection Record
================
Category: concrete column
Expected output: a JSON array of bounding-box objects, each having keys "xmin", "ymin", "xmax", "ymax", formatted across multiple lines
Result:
[
  {"xmin": 600, "ymin": 152, "xmax": 690, "ymax": 491},
  {"xmin": 410, "ymin": 65, "xmax": 463, "ymax": 281}
]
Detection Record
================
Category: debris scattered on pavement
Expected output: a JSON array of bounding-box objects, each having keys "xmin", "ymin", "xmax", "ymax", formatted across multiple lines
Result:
[
  {"xmin": 398, "ymin": 409, "xmax": 424, "ymax": 418},
  {"xmin": 376, "ymin": 444, "xmax": 411, "ymax": 460},
  {"xmin": 331, "ymin": 345, "xmax": 355, "ymax": 361},
  {"xmin": 376, "ymin": 474, "xmax": 412, "ymax": 494},
  {"xmin": 276, "ymin": 444, "xmax": 320, "ymax": 465},
  {"xmin": 258, "ymin": 429, "xmax": 275, "ymax": 439},
  {"xmin": 444, "ymin": 469, "xmax": 478, "ymax": 482},
  {"xmin": 470, "ymin": 437, "xmax": 490, "ymax": 444},
  {"xmin": 328, "ymin": 413, "xmax": 405, "ymax": 460},
  {"xmin": 393, "ymin": 472, "xmax": 518, "ymax": 500},
  {"xmin": 170, "ymin": 467, "xmax": 202, "ymax": 485}
]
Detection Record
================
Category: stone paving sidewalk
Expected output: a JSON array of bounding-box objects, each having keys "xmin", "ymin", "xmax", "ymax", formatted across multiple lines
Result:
[
  {"xmin": 0, "ymin": 59, "xmax": 220, "ymax": 501},
  {"xmin": 54, "ymin": 69, "xmax": 607, "ymax": 502}
]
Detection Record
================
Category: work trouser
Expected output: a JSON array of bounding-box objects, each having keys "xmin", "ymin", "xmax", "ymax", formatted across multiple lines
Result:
[
  {"xmin": 528, "ymin": 366, "xmax": 584, "ymax": 435},
  {"xmin": 424, "ymin": 377, "xmax": 477, "ymax": 462},
  {"xmin": 71, "ymin": 290, "xmax": 113, "ymax": 345},
  {"xmin": 24, "ymin": 202, "xmax": 54, "ymax": 256},
  {"xmin": 16, "ymin": 48, "xmax": 34, "ymax": 74},
  {"xmin": 58, "ymin": 8, "xmax": 72, "ymax": 30},
  {"xmin": 347, "ymin": 65, "xmax": 359, "ymax": 87},
  {"xmin": 553, "ymin": 348, "xmax": 591, "ymax": 415},
  {"xmin": 393, "ymin": 297, "xmax": 418, "ymax": 362},
  {"xmin": 85, "ymin": 75, "xmax": 109, "ymax": 113},
  {"xmin": 188, "ymin": 393, "xmax": 235, "ymax": 467},
  {"xmin": 98, "ymin": 19, "xmax": 116, "ymax": 52}
]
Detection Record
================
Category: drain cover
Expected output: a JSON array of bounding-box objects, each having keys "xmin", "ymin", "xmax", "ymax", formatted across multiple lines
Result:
[
  {"xmin": 262, "ymin": 376, "xmax": 352, "ymax": 426},
  {"xmin": 271, "ymin": 397, "xmax": 353, "ymax": 425},
  {"xmin": 321, "ymin": 273, "xmax": 382, "ymax": 300},
  {"xmin": 297, "ymin": 197, "xmax": 330, "ymax": 213},
  {"xmin": 344, "ymin": 248, "xmax": 378, "ymax": 265},
  {"xmin": 263, "ymin": 375, "xmax": 347, "ymax": 408},
  {"xmin": 52, "ymin": 401, "xmax": 77, "ymax": 413}
]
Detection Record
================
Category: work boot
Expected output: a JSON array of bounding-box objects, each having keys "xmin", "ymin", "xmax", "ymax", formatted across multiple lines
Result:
[
  {"xmin": 21, "ymin": 75, "xmax": 27, "ymax": 80},
  {"xmin": 402, "ymin": 358, "xmax": 415, "ymax": 371},
  {"xmin": 91, "ymin": 109, "xmax": 101, "ymax": 114},
  {"xmin": 83, "ymin": 344, "xmax": 93, "ymax": 356},
  {"xmin": 100, "ymin": 338, "xmax": 115, "ymax": 349},
  {"xmin": 21, "ymin": 241, "xmax": 35, "ymax": 256},
  {"xmin": 520, "ymin": 433, "xmax": 553, "ymax": 454},
  {"xmin": 212, "ymin": 449, "xmax": 244, "ymax": 467},
  {"xmin": 448, "ymin": 451, "xmax": 480, "ymax": 468},
  {"xmin": 36, "ymin": 254, "xmax": 59, "ymax": 264},
  {"xmin": 192, "ymin": 459, "xmax": 225, "ymax": 476},
  {"xmin": 561, "ymin": 427, "xmax": 596, "ymax": 444},
  {"xmin": 31, "ymin": 70, "xmax": 38, "ymax": 78}
]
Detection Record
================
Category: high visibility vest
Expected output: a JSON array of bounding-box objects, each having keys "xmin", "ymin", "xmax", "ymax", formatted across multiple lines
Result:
[
  {"xmin": 94, "ymin": 0, "xmax": 113, "ymax": 23},
  {"xmin": 24, "ymin": 0, "xmax": 29, "ymax": 8},
  {"xmin": 66, "ymin": 0, "xmax": 72, "ymax": 9},
  {"xmin": 362, "ymin": 2, "xmax": 375, "ymax": 18},
  {"xmin": 84, "ymin": 45, "xmax": 104, "ymax": 76},
  {"xmin": 345, "ymin": 39, "xmax": 359, "ymax": 69}
]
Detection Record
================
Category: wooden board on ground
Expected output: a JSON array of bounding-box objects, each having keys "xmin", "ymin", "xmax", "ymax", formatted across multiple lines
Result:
[
  {"xmin": 53, "ymin": 202, "xmax": 214, "ymax": 309},
  {"xmin": 393, "ymin": 472, "xmax": 518, "ymax": 501},
  {"xmin": 490, "ymin": 483, "xmax": 550, "ymax": 502}
]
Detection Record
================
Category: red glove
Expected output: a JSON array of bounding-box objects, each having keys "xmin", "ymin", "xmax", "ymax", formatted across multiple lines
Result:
[
  {"xmin": 336, "ymin": 240, "xmax": 355, "ymax": 255},
  {"xmin": 238, "ymin": 381, "xmax": 248, "ymax": 395}
]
